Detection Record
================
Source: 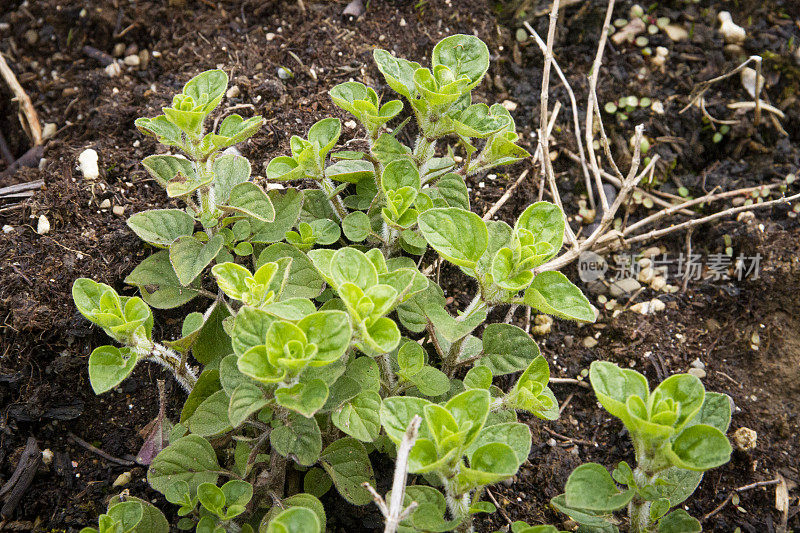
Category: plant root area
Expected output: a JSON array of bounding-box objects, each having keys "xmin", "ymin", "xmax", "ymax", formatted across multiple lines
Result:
[{"xmin": 1, "ymin": 0, "xmax": 799, "ymax": 530}]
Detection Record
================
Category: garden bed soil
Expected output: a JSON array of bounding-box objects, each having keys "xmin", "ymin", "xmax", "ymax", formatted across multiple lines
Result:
[{"xmin": 1, "ymin": 0, "xmax": 799, "ymax": 530}]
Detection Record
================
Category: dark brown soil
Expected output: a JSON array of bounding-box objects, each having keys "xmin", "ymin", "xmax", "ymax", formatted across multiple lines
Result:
[{"xmin": 1, "ymin": 0, "xmax": 798, "ymax": 531}]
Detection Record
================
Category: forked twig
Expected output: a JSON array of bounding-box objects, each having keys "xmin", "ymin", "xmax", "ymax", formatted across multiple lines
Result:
[
  {"xmin": 364, "ymin": 415, "xmax": 422, "ymax": 533},
  {"xmin": 701, "ymin": 478, "xmax": 781, "ymax": 522}
]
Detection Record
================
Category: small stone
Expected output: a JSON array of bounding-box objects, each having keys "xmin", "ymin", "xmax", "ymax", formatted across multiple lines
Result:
[
  {"xmin": 2, "ymin": 225, "xmax": 14, "ymax": 234},
  {"xmin": 344, "ymin": 119, "xmax": 357, "ymax": 129},
  {"xmin": 42, "ymin": 122, "xmax": 57, "ymax": 141},
  {"xmin": 105, "ymin": 62, "xmax": 122, "ymax": 78},
  {"xmin": 113, "ymin": 43, "xmax": 126, "ymax": 57},
  {"xmin": 24, "ymin": 29, "xmax": 38, "ymax": 45},
  {"xmin": 78, "ymin": 148, "xmax": 100, "ymax": 180},
  {"xmin": 641, "ymin": 246, "xmax": 661, "ymax": 258},
  {"xmin": 651, "ymin": 101, "xmax": 665, "ymax": 115},
  {"xmin": 138, "ymin": 50, "xmax": 150, "ymax": 70},
  {"xmin": 737, "ymin": 211, "xmax": 755, "ymax": 223},
  {"xmin": 99, "ymin": 198, "xmax": 111, "ymax": 209},
  {"xmin": 732, "ymin": 427, "xmax": 757, "ymax": 451},
  {"xmin": 663, "ymin": 24, "xmax": 689, "ymax": 42},
  {"xmin": 650, "ymin": 298, "xmax": 665, "ymax": 312},
  {"xmin": 124, "ymin": 43, "xmax": 139, "ymax": 56},
  {"xmin": 547, "ymin": 438, "xmax": 557, "ymax": 447},
  {"xmin": 226, "ymin": 85, "xmax": 241, "ymax": 99},
  {"xmin": 40, "ymin": 449, "xmax": 54, "ymax": 466},
  {"xmin": 37, "ymin": 214, "xmax": 50, "ymax": 235},
  {"xmin": 266, "ymin": 32, "xmax": 276, "ymax": 41},
  {"xmin": 609, "ymin": 277, "xmax": 641, "ymax": 297},
  {"xmin": 650, "ymin": 277, "xmax": 666, "ymax": 291},
  {"xmin": 532, "ymin": 314, "xmax": 553, "ymax": 336},
  {"xmin": 690, "ymin": 358, "xmax": 705, "ymax": 370},
  {"xmin": 687, "ymin": 367, "xmax": 706, "ymax": 379},
  {"xmin": 113, "ymin": 471, "xmax": 132, "ymax": 487},
  {"xmin": 123, "ymin": 54, "xmax": 140, "ymax": 67},
  {"xmin": 501, "ymin": 99, "xmax": 518, "ymax": 111},
  {"xmin": 582, "ymin": 336, "xmax": 598, "ymax": 348},
  {"xmin": 112, "ymin": 205, "xmax": 125, "ymax": 216},
  {"xmin": 638, "ymin": 266, "xmax": 655, "ymax": 284},
  {"xmin": 0, "ymin": 22, "xmax": 10, "ymax": 32},
  {"xmin": 399, "ymin": 18, "xmax": 407, "ymax": 27}
]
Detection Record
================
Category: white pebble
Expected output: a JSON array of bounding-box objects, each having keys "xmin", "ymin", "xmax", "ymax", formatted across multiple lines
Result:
[
  {"xmin": 42, "ymin": 122, "xmax": 57, "ymax": 141},
  {"xmin": 41, "ymin": 449, "xmax": 54, "ymax": 465},
  {"xmin": 78, "ymin": 148, "xmax": 99, "ymax": 180},
  {"xmin": 37, "ymin": 214, "xmax": 50, "ymax": 235},
  {"xmin": 2, "ymin": 225, "xmax": 14, "ymax": 234},
  {"xmin": 123, "ymin": 54, "xmax": 140, "ymax": 67},
  {"xmin": 112, "ymin": 205, "xmax": 125, "ymax": 216},
  {"xmin": 105, "ymin": 62, "xmax": 122, "ymax": 78},
  {"xmin": 501, "ymin": 99, "xmax": 518, "ymax": 111},
  {"xmin": 226, "ymin": 85, "xmax": 241, "ymax": 99},
  {"xmin": 344, "ymin": 119, "xmax": 357, "ymax": 129},
  {"xmin": 99, "ymin": 198, "xmax": 111, "ymax": 208}
]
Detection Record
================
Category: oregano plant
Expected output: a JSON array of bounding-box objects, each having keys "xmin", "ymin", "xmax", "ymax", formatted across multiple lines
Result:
[
  {"xmin": 546, "ymin": 362, "xmax": 733, "ymax": 533},
  {"xmin": 73, "ymin": 36, "xmax": 599, "ymax": 533}
]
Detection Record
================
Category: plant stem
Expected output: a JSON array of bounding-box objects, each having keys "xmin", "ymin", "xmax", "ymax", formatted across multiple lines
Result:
[
  {"xmin": 320, "ymin": 177, "xmax": 348, "ymax": 221},
  {"xmin": 136, "ymin": 341, "xmax": 197, "ymax": 392},
  {"xmin": 443, "ymin": 480, "xmax": 472, "ymax": 533},
  {"xmin": 379, "ymin": 352, "xmax": 397, "ymax": 393}
]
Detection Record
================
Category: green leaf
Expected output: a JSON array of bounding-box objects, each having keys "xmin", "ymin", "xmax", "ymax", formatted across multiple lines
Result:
[
  {"xmin": 464, "ymin": 366, "xmax": 493, "ymax": 389},
  {"xmin": 417, "ymin": 208, "xmax": 488, "ymax": 269},
  {"xmin": 262, "ymin": 494, "xmax": 325, "ymax": 533},
  {"xmin": 228, "ymin": 382, "xmax": 268, "ymax": 428},
  {"xmin": 523, "ymin": 271, "xmax": 596, "ymax": 322},
  {"xmin": 250, "ymin": 189, "xmax": 304, "ymax": 243},
  {"xmin": 454, "ymin": 103, "xmax": 508, "ymax": 137},
  {"xmin": 435, "ymin": 173, "xmax": 470, "ymax": 210},
  {"xmin": 127, "ymin": 209, "xmax": 195, "ymax": 246},
  {"xmin": 300, "ymin": 310, "xmax": 352, "ymax": 364},
  {"xmin": 564, "ymin": 463, "xmax": 634, "ymax": 512},
  {"xmin": 326, "ymin": 159, "xmax": 374, "ymax": 184},
  {"xmin": 329, "ymin": 247, "xmax": 379, "ymax": 290},
  {"xmin": 187, "ymin": 389, "xmax": 231, "ymax": 437},
  {"xmin": 181, "ymin": 369, "xmax": 221, "ymax": 422},
  {"xmin": 169, "ymin": 234, "xmax": 224, "ymax": 286},
  {"xmin": 410, "ymin": 366, "xmax": 451, "ymax": 397},
  {"xmin": 197, "ymin": 482, "xmax": 225, "ymax": 514},
  {"xmin": 108, "ymin": 496, "xmax": 168, "ymax": 533},
  {"xmin": 135, "ymin": 116, "xmax": 183, "ymax": 148},
  {"xmin": 342, "ymin": 211, "xmax": 371, "ymax": 242},
  {"xmin": 308, "ymin": 118, "xmax": 341, "ymax": 158},
  {"xmin": 257, "ymin": 243, "xmax": 324, "ymax": 299},
  {"xmin": 231, "ymin": 306, "xmax": 274, "ymax": 356},
  {"xmin": 213, "ymin": 154, "xmax": 252, "ymax": 204},
  {"xmin": 141, "ymin": 154, "xmax": 195, "ymax": 188},
  {"xmin": 264, "ymin": 507, "xmax": 321, "ymax": 533},
  {"xmin": 105, "ymin": 501, "xmax": 144, "ymax": 532},
  {"xmin": 446, "ymin": 389, "xmax": 490, "ymax": 447},
  {"xmin": 303, "ymin": 468, "xmax": 333, "ymax": 498},
  {"xmin": 515, "ymin": 202, "xmax": 565, "ymax": 262},
  {"xmin": 319, "ymin": 438, "xmax": 375, "ymax": 505},
  {"xmin": 689, "ymin": 391, "xmax": 731, "ymax": 433},
  {"xmin": 332, "ymin": 390, "xmax": 382, "ymax": 442},
  {"xmin": 550, "ymin": 494, "xmax": 615, "ymax": 529},
  {"xmin": 655, "ymin": 468, "xmax": 703, "ymax": 507},
  {"xmin": 667, "ymin": 424, "xmax": 732, "ymax": 471},
  {"xmin": 461, "ymin": 442, "xmax": 518, "ymax": 485},
  {"xmin": 380, "ymin": 396, "xmax": 430, "ymax": 443},
  {"xmin": 478, "ymin": 323, "xmax": 540, "ymax": 375},
  {"xmin": 658, "ymin": 509, "xmax": 701, "ymax": 533},
  {"xmin": 225, "ymin": 182, "xmax": 276, "ymax": 222},
  {"xmin": 148, "ymin": 435, "xmax": 220, "ymax": 497},
  {"xmin": 88, "ymin": 346, "xmax": 138, "ymax": 395},
  {"xmin": 183, "ymin": 69, "xmax": 228, "ymax": 114},
  {"xmin": 214, "ymin": 114, "xmax": 263, "ymax": 148},
  {"xmin": 125, "ymin": 251, "xmax": 199, "ymax": 309},
  {"xmin": 193, "ymin": 303, "xmax": 232, "ymax": 366},
  {"xmin": 343, "ymin": 356, "xmax": 381, "ymax": 393},
  {"xmin": 589, "ymin": 361, "xmax": 650, "ymax": 429},
  {"xmin": 382, "ymin": 159, "xmax": 421, "ymax": 192},
  {"xmin": 431, "ymin": 34, "xmax": 490, "ymax": 91},
  {"xmin": 651, "ymin": 374, "xmax": 705, "ymax": 432},
  {"xmin": 372, "ymin": 49, "xmax": 421, "ymax": 99},
  {"xmin": 270, "ymin": 413, "xmax": 322, "ymax": 466},
  {"xmin": 266, "ymin": 156, "xmax": 303, "ymax": 181},
  {"xmin": 468, "ymin": 422, "xmax": 531, "ymax": 470},
  {"xmin": 276, "ymin": 379, "xmax": 329, "ymax": 418}
]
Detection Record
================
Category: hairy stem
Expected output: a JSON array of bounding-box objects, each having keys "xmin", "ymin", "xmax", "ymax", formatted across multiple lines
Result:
[{"xmin": 320, "ymin": 177, "xmax": 348, "ymax": 222}]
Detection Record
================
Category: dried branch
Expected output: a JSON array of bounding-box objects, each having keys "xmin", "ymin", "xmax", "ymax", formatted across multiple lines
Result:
[
  {"xmin": 364, "ymin": 415, "xmax": 422, "ymax": 533},
  {"xmin": 0, "ymin": 52, "xmax": 42, "ymax": 146}
]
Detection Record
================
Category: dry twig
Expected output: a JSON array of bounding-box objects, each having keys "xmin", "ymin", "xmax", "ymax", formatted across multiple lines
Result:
[{"xmin": 0, "ymin": 52, "xmax": 42, "ymax": 146}]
